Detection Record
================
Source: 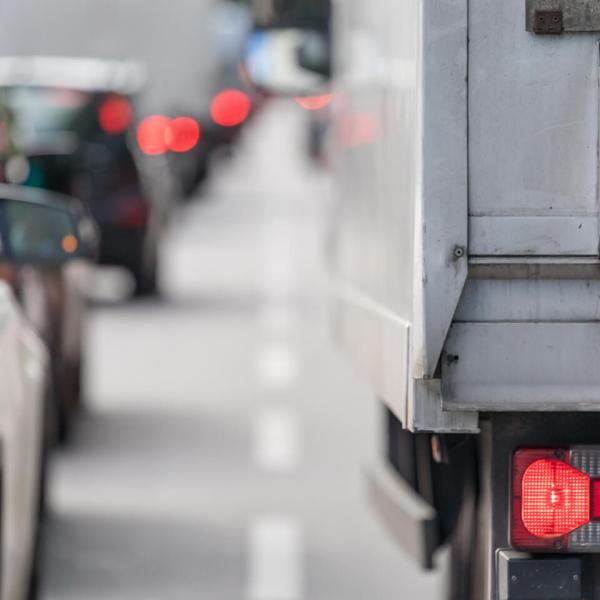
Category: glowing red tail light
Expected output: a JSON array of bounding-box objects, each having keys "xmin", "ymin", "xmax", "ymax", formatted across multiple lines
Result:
[
  {"xmin": 521, "ymin": 459, "xmax": 589, "ymax": 537},
  {"xmin": 593, "ymin": 480, "xmax": 600, "ymax": 519},
  {"xmin": 512, "ymin": 448, "xmax": 600, "ymax": 551},
  {"xmin": 137, "ymin": 115, "xmax": 171, "ymax": 155},
  {"xmin": 166, "ymin": 117, "xmax": 200, "ymax": 153},
  {"xmin": 98, "ymin": 96, "xmax": 132, "ymax": 134},
  {"xmin": 294, "ymin": 93, "xmax": 333, "ymax": 111},
  {"xmin": 210, "ymin": 90, "xmax": 251, "ymax": 127},
  {"xmin": 137, "ymin": 116, "xmax": 201, "ymax": 155}
]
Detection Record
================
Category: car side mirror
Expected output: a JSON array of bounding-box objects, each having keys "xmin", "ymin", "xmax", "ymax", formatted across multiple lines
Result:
[
  {"xmin": 0, "ymin": 184, "xmax": 91, "ymax": 265},
  {"xmin": 244, "ymin": 28, "xmax": 330, "ymax": 96}
]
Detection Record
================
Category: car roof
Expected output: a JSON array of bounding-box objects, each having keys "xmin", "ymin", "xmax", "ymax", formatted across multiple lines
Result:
[
  {"xmin": 0, "ymin": 183, "xmax": 82, "ymax": 212},
  {"xmin": 0, "ymin": 56, "xmax": 147, "ymax": 94}
]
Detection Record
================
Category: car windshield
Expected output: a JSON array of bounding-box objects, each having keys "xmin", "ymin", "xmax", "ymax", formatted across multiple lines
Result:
[{"xmin": 1, "ymin": 86, "xmax": 92, "ymax": 135}]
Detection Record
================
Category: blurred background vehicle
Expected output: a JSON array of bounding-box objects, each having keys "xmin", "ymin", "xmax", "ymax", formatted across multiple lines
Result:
[
  {"xmin": 169, "ymin": 0, "xmax": 261, "ymax": 199},
  {"xmin": 0, "ymin": 57, "xmax": 173, "ymax": 296},
  {"xmin": 0, "ymin": 77, "xmax": 102, "ymax": 443},
  {"xmin": 0, "ymin": 187, "xmax": 90, "ymax": 600},
  {"xmin": 0, "ymin": 184, "xmax": 96, "ymax": 443},
  {"xmin": 16, "ymin": 191, "xmax": 96, "ymax": 445}
]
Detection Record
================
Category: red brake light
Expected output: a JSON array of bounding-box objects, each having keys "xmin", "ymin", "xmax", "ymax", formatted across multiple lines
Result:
[
  {"xmin": 511, "ymin": 448, "xmax": 600, "ymax": 551},
  {"xmin": 210, "ymin": 90, "xmax": 251, "ymax": 127},
  {"xmin": 98, "ymin": 96, "xmax": 132, "ymax": 134},
  {"xmin": 166, "ymin": 117, "xmax": 200, "ymax": 153},
  {"xmin": 521, "ymin": 459, "xmax": 590, "ymax": 538},
  {"xmin": 137, "ymin": 116, "xmax": 202, "ymax": 155},
  {"xmin": 137, "ymin": 115, "xmax": 171, "ymax": 155},
  {"xmin": 294, "ymin": 94, "xmax": 333, "ymax": 111},
  {"xmin": 592, "ymin": 480, "xmax": 600, "ymax": 520}
]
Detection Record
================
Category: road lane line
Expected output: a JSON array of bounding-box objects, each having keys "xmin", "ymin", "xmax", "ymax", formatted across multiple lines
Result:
[
  {"xmin": 258, "ymin": 304, "xmax": 299, "ymax": 336},
  {"xmin": 246, "ymin": 516, "xmax": 303, "ymax": 600},
  {"xmin": 253, "ymin": 408, "xmax": 300, "ymax": 472},
  {"xmin": 254, "ymin": 342, "xmax": 300, "ymax": 390}
]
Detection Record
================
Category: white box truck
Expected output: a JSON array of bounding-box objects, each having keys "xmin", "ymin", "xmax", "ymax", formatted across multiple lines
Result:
[{"xmin": 247, "ymin": 0, "xmax": 600, "ymax": 597}]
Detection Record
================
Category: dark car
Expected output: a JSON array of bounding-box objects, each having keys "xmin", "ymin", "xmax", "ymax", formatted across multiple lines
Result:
[
  {"xmin": 168, "ymin": 1, "xmax": 265, "ymax": 199},
  {"xmin": 0, "ymin": 184, "xmax": 93, "ymax": 600},
  {"xmin": 0, "ymin": 56, "xmax": 177, "ymax": 296},
  {"xmin": 0, "ymin": 183, "xmax": 96, "ymax": 443}
]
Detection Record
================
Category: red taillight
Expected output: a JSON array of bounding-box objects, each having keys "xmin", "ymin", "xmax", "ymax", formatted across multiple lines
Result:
[
  {"xmin": 512, "ymin": 448, "xmax": 600, "ymax": 551},
  {"xmin": 294, "ymin": 94, "xmax": 333, "ymax": 111},
  {"xmin": 98, "ymin": 96, "xmax": 132, "ymax": 134},
  {"xmin": 521, "ymin": 459, "xmax": 589, "ymax": 537},
  {"xmin": 210, "ymin": 90, "xmax": 251, "ymax": 127},
  {"xmin": 166, "ymin": 117, "xmax": 200, "ymax": 153},
  {"xmin": 137, "ymin": 116, "xmax": 201, "ymax": 155},
  {"xmin": 593, "ymin": 481, "xmax": 600, "ymax": 519},
  {"xmin": 137, "ymin": 115, "xmax": 171, "ymax": 155}
]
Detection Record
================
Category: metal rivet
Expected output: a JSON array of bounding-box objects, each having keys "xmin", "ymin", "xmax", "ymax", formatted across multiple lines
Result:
[
  {"xmin": 453, "ymin": 245, "xmax": 465, "ymax": 259},
  {"xmin": 511, "ymin": 575, "xmax": 518, "ymax": 583}
]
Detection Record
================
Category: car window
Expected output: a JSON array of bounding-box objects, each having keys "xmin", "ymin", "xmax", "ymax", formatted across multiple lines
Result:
[
  {"xmin": 3, "ymin": 200, "xmax": 77, "ymax": 261},
  {"xmin": 1, "ymin": 87, "xmax": 92, "ymax": 135}
]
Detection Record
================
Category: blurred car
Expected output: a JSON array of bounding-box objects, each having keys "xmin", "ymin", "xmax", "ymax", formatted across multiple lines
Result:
[
  {"xmin": 8, "ymin": 185, "xmax": 97, "ymax": 443},
  {"xmin": 296, "ymin": 92, "xmax": 332, "ymax": 164},
  {"xmin": 168, "ymin": 0, "xmax": 263, "ymax": 199},
  {"xmin": 0, "ymin": 186, "xmax": 91, "ymax": 600},
  {"xmin": 0, "ymin": 56, "xmax": 176, "ymax": 296},
  {"xmin": 0, "ymin": 130, "xmax": 97, "ymax": 443}
]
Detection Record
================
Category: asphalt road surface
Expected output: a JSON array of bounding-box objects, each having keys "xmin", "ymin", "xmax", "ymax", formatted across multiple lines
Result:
[{"xmin": 41, "ymin": 102, "xmax": 443, "ymax": 600}]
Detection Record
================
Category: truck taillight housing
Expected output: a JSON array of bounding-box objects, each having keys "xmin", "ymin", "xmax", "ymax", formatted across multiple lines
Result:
[{"xmin": 512, "ymin": 448, "xmax": 600, "ymax": 551}]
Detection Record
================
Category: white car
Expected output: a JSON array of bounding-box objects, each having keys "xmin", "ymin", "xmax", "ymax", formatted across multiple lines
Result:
[{"xmin": 0, "ymin": 279, "xmax": 47, "ymax": 600}]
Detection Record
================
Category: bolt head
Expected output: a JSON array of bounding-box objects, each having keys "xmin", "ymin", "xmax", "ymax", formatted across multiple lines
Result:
[{"xmin": 453, "ymin": 246, "xmax": 465, "ymax": 259}]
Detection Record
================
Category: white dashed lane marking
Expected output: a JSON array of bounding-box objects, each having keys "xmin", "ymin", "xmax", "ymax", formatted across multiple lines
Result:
[
  {"xmin": 254, "ymin": 342, "xmax": 300, "ymax": 390},
  {"xmin": 253, "ymin": 408, "xmax": 300, "ymax": 472},
  {"xmin": 246, "ymin": 516, "xmax": 304, "ymax": 600}
]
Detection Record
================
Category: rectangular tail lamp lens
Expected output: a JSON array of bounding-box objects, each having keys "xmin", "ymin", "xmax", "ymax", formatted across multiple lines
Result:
[{"xmin": 512, "ymin": 447, "xmax": 600, "ymax": 552}]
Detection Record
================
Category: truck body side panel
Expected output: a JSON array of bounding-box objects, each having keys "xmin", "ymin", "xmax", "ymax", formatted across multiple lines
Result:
[
  {"xmin": 468, "ymin": 0, "xmax": 600, "ymax": 256},
  {"xmin": 332, "ymin": 0, "xmax": 473, "ymax": 429}
]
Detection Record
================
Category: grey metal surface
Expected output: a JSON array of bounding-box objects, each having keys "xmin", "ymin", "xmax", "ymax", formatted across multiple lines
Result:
[
  {"xmin": 443, "ymin": 322, "xmax": 600, "ymax": 411},
  {"xmin": 469, "ymin": 0, "xmax": 600, "ymax": 257},
  {"xmin": 526, "ymin": 0, "xmax": 600, "ymax": 32},
  {"xmin": 469, "ymin": 216, "xmax": 599, "ymax": 256},
  {"xmin": 332, "ymin": 0, "xmax": 471, "ymax": 431},
  {"xmin": 454, "ymin": 279, "xmax": 600, "ymax": 322}
]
